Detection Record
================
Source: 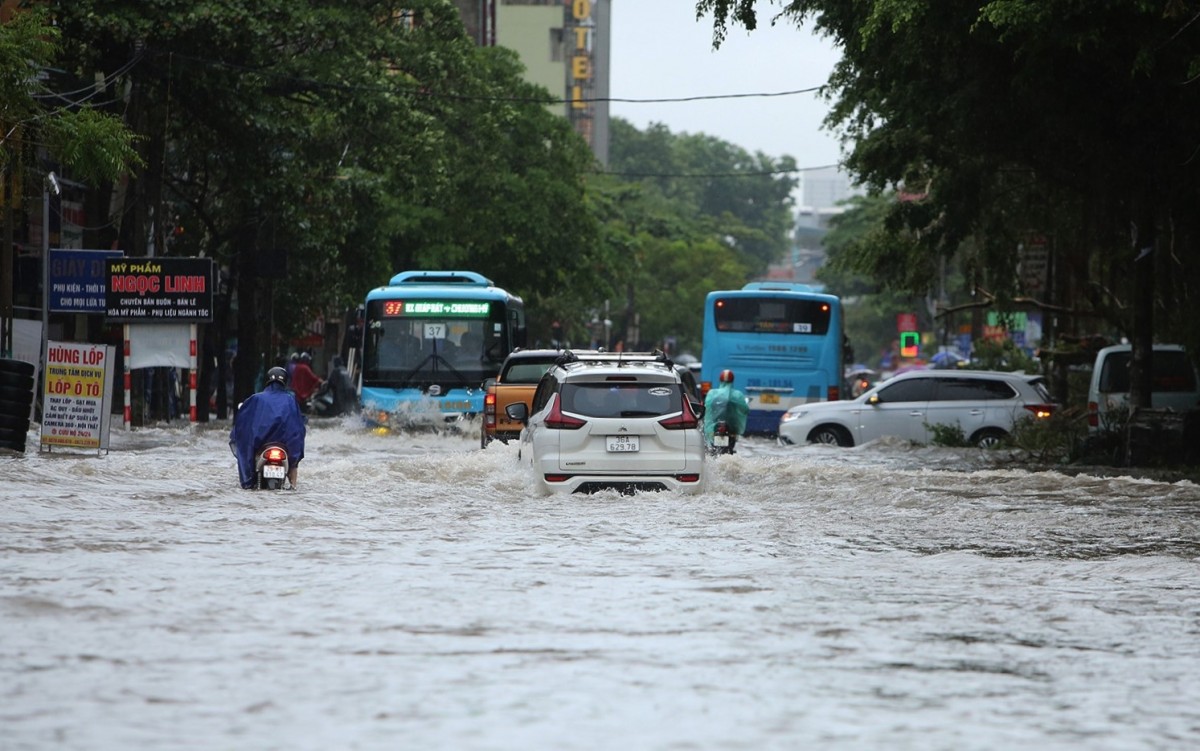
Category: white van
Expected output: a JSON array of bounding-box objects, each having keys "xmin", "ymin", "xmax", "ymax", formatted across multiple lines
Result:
[{"xmin": 1087, "ymin": 344, "xmax": 1200, "ymax": 431}]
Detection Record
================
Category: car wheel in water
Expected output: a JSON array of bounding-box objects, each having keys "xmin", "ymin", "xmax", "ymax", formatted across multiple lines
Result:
[
  {"xmin": 973, "ymin": 428, "xmax": 1007, "ymax": 449},
  {"xmin": 809, "ymin": 425, "xmax": 851, "ymax": 447}
]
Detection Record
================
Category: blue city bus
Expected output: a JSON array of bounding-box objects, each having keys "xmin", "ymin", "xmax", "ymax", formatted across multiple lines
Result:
[
  {"xmin": 359, "ymin": 270, "xmax": 526, "ymax": 428},
  {"xmin": 700, "ymin": 282, "xmax": 844, "ymax": 435}
]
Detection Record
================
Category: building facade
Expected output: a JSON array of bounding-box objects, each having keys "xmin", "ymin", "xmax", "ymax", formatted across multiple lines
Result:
[{"xmin": 452, "ymin": 0, "xmax": 610, "ymax": 166}]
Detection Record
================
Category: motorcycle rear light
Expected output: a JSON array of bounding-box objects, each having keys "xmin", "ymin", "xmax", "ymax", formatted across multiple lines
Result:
[
  {"xmin": 545, "ymin": 394, "xmax": 585, "ymax": 429},
  {"xmin": 659, "ymin": 395, "xmax": 699, "ymax": 430},
  {"xmin": 265, "ymin": 447, "xmax": 286, "ymax": 463},
  {"xmin": 1024, "ymin": 404, "xmax": 1054, "ymax": 419},
  {"xmin": 544, "ymin": 474, "xmax": 573, "ymax": 483}
]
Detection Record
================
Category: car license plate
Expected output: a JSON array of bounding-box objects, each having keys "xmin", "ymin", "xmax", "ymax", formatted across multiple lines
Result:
[
  {"xmin": 606, "ymin": 435, "xmax": 639, "ymax": 452},
  {"xmin": 262, "ymin": 464, "xmax": 287, "ymax": 479},
  {"xmin": 713, "ymin": 434, "xmax": 729, "ymax": 447},
  {"xmin": 760, "ymin": 393, "xmax": 780, "ymax": 404}
]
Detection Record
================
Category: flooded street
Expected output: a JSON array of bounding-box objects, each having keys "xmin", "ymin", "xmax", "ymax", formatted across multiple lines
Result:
[{"xmin": 3, "ymin": 420, "xmax": 1199, "ymax": 750}]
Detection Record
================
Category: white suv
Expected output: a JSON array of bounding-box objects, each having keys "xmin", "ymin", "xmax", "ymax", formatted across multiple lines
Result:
[
  {"xmin": 505, "ymin": 351, "xmax": 706, "ymax": 494},
  {"xmin": 777, "ymin": 369, "xmax": 1056, "ymax": 448}
]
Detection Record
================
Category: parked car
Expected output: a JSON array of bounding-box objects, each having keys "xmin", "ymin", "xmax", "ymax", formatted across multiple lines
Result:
[
  {"xmin": 777, "ymin": 369, "xmax": 1057, "ymax": 448},
  {"xmin": 505, "ymin": 350, "xmax": 705, "ymax": 494},
  {"xmin": 1087, "ymin": 344, "xmax": 1200, "ymax": 431},
  {"xmin": 482, "ymin": 348, "xmax": 586, "ymax": 448}
]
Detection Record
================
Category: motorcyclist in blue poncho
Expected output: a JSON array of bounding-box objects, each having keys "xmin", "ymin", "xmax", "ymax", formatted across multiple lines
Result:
[
  {"xmin": 230, "ymin": 366, "xmax": 306, "ymax": 489},
  {"xmin": 703, "ymin": 369, "xmax": 749, "ymax": 454}
]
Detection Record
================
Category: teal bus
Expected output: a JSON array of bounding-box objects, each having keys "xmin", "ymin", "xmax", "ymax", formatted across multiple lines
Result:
[
  {"xmin": 359, "ymin": 271, "xmax": 526, "ymax": 428},
  {"xmin": 700, "ymin": 282, "xmax": 844, "ymax": 435}
]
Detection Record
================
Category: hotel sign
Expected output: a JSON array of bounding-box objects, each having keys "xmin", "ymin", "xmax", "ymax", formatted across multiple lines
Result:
[{"xmin": 564, "ymin": 0, "xmax": 596, "ymax": 147}]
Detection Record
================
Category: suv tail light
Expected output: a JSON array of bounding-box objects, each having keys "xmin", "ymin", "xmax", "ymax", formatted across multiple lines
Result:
[
  {"xmin": 1024, "ymin": 404, "xmax": 1055, "ymax": 420},
  {"xmin": 544, "ymin": 394, "xmax": 586, "ymax": 430},
  {"xmin": 828, "ymin": 385, "xmax": 840, "ymax": 401},
  {"xmin": 1087, "ymin": 401, "xmax": 1098, "ymax": 427},
  {"xmin": 658, "ymin": 394, "xmax": 699, "ymax": 430}
]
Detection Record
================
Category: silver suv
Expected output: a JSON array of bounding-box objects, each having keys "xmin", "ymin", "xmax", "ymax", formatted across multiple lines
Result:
[
  {"xmin": 505, "ymin": 351, "xmax": 706, "ymax": 494},
  {"xmin": 778, "ymin": 369, "xmax": 1056, "ymax": 448}
]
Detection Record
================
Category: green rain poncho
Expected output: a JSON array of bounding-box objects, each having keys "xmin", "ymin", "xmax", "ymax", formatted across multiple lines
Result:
[{"xmin": 703, "ymin": 382, "xmax": 749, "ymax": 441}]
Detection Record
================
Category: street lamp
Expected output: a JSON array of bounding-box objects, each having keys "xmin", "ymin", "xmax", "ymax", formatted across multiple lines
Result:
[{"xmin": 40, "ymin": 171, "xmax": 60, "ymax": 407}]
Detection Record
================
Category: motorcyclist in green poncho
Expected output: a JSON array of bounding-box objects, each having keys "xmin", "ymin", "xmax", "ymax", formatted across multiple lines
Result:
[{"xmin": 703, "ymin": 369, "xmax": 749, "ymax": 454}]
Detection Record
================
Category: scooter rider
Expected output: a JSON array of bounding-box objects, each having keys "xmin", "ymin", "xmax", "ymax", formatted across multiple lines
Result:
[
  {"xmin": 290, "ymin": 352, "xmax": 323, "ymax": 413},
  {"xmin": 230, "ymin": 366, "xmax": 307, "ymax": 489},
  {"xmin": 703, "ymin": 368, "xmax": 749, "ymax": 453}
]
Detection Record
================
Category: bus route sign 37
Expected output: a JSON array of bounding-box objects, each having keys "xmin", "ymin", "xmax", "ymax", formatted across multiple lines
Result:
[{"xmin": 105, "ymin": 257, "xmax": 215, "ymax": 323}]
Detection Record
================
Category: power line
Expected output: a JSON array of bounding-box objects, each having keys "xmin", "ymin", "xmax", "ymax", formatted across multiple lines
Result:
[
  {"xmin": 593, "ymin": 164, "xmax": 841, "ymax": 179},
  {"xmin": 548, "ymin": 87, "xmax": 823, "ymax": 104},
  {"xmin": 153, "ymin": 48, "xmax": 824, "ymax": 105}
]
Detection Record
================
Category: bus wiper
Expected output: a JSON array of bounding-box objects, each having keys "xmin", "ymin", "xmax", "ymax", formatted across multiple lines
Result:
[
  {"xmin": 429, "ymin": 353, "xmax": 466, "ymax": 382},
  {"xmin": 399, "ymin": 352, "xmax": 467, "ymax": 384},
  {"xmin": 399, "ymin": 353, "xmax": 436, "ymax": 383}
]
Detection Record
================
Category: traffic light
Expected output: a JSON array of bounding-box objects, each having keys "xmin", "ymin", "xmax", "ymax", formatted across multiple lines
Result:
[{"xmin": 900, "ymin": 331, "xmax": 919, "ymax": 358}]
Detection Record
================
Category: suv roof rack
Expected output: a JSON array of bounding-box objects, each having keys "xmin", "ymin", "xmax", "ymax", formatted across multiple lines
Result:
[{"xmin": 554, "ymin": 348, "xmax": 675, "ymax": 369}]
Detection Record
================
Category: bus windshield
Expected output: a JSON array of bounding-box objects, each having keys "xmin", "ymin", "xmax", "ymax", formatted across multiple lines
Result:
[{"xmin": 362, "ymin": 299, "xmax": 507, "ymax": 387}]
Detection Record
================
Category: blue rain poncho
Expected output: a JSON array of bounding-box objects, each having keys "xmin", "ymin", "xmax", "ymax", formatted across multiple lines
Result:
[{"xmin": 229, "ymin": 383, "xmax": 307, "ymax": 488}]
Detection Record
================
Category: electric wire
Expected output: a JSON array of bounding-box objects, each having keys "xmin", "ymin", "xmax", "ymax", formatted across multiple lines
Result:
[{"xmin": 31, "ymin": 52, "xmax": 144, "ymax": 103}]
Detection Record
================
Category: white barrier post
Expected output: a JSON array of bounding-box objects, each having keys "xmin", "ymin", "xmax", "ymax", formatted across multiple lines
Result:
[
  {"xmin": 123, "ymin": 324, "xmax": 131, "ymax": 429},
  {"xmin": 188, "ymin": 323, "xmax": 198, "ymax": 422}
]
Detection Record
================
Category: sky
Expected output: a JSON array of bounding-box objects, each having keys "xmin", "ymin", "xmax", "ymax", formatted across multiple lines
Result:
[{"xmin": 608, "ymin": 3, "xmax": 845, "ymax": 172}]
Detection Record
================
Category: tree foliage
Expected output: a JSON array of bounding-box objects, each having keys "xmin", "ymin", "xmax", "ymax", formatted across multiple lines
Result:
[
  {"xmin": 698, "ymin": 0, "xmax": 1200, "ymax": 403},
  {"xmin": 591, "ymin": 117, "xmax": 796, "ymax": 354},
  {"xmin": 46, "ymin": 0, "xmax": 604, "ymax": 399},
  {"xmin": 0, "ymin": 6, "xmax": 140, "ymax": 184}
]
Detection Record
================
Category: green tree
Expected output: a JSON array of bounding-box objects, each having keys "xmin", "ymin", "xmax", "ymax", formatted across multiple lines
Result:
[
  {"xmin": 1, "ymin": 6, "xmax": 140, "ymax": 356},
  {"xmin": 608, "ymin": 118, "xmax": 797, "ymax": 276},
  {"xmin": 52, "ymin": 0, "xmax": 603, "ymax": 403},
  {"xmin": 698, "ymin": 0, "xmax": 1200, "ymax": 407},
  {"xmin": 818, "ymin": 193, "xmax": 931, "ymax": 368},
  {"xmin": 596, "ymin": 118, "xmax": 795, "ymax": 351}
]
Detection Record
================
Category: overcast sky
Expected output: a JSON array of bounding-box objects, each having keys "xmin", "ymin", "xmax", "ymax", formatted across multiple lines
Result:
[{"xmin": 608, "ymin": 3, "xmax": 845, "ymax": 172}]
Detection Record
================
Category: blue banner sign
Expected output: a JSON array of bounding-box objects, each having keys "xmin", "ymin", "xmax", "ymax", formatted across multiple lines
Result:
[{"xmin": 49, "ymin": 249, "xmax": 124, "ymax": 313}]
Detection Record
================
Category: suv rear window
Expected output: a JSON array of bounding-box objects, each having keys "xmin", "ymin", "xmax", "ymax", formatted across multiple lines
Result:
[
  {"xmin": 1099, "ymin": 351, "xmax": 1198, "ymax": 393},
  {"xmin": 562, "ymin": 382, "xmax": 681, "ymax": 418}
]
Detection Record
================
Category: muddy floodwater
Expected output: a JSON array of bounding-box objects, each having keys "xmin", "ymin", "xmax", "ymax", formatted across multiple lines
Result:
[{"xmin": 3, "ymin": 420, "xmax": 1199, "ymax": 750}]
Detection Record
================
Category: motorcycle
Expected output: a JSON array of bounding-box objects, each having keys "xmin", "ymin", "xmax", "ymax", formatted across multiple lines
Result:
[
  {"xmin": 709, "ymin": 420, "xmax": 736, "ymax": 456},
  {"xmin": 255, "ymin": 443, "xmax": 290, "ymax": 490},
  {"xmin": 307, "ymin": 380, "xmax": 336, "ymax": 417}
]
